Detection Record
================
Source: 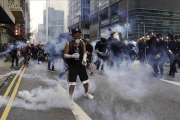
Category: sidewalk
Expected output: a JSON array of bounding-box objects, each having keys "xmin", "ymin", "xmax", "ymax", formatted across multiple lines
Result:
[{"xmin": 0, "ymin": 56, "xmax": 24, "ymax": 87}]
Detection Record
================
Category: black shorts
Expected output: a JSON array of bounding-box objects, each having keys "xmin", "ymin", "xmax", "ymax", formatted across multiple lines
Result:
[
  {"xmin": 87, "ymin": 55, "xmax": 92, "ymax": 63},
  {"xmin": 68, "ymin": 64, "xmax": 89, "ymax": 85}
]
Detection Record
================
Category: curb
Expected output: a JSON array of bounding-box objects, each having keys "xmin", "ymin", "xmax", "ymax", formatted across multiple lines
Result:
[{"xmin": 0, "ymin": 76, "xmax": 8, "ymax": 88}]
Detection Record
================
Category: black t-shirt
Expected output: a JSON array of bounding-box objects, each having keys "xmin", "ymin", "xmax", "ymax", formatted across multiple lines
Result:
[
  {"xmin": 68, "ymin": 41, "xmax": 83, "ymax": 65},
  {"xmin": 95, "ymin": 41, "xmax": 107, "ymax": 52},
  {"xmin": 86, "ymin": 44, "xmax": 93, "ymax": 56}
]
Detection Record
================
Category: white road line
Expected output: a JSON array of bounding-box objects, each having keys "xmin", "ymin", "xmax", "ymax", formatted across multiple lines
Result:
[
  {"xmin": 160, "ymin": 79, "xmax": 180, "ymax": 87},
  {"xmin": 0, "ymin": 75, "xmax": 4, "ymax": 79},
  {"xmin": 59, "ymin": 85, "xmax": 92, "ymax": 120},
  {"xmin": 71, "ymin": 102, "xmax": 92, "ymax": 120}
]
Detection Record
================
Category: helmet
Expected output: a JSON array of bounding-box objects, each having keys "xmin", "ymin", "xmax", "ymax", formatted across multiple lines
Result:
[
  {"xmin": 142, "ymin": 36, "xmax": 145, "ymax": 39},
  {"xmin": 146, "ymin": 36, "xmax": 150, "ymax": 40},
  {"xmin": 113, "ymin": 32, "xmax": 120, "ymax": 41},
  {"xmin": 39, "ymin": 43, "xmax": 43, "ymax": 46},
  {"xmin": 139, "ymin": 38, "xmax": 142, "ymax": 41},
  {"xmin": 175, "ymin": 34, "xmax": 179, "ymax": 40},
  {"xmin": 167, "ymin": 33, "xmax": 174, "ymax": 40},
  {"xmin": 156, "ymin": 33, "xmax": 162, "ymax": 38},
  {"xmin": 148, "ymin": 30, "xmax": 154, "ymax": 37},
  {"xmin": 131, "ymin": 41, "xmax": 136, "ymax": 46},
  {"xmin": 101, "ymin": 33, "xmax": 109, "ymax": 40}
]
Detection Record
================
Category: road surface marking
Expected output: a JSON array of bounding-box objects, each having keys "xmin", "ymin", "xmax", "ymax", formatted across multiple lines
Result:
[
  {"xmin": 0, "ymin": 66, "xmax": 24, "ymax": 108},
  {"xmin": 1, "ymin": 67, "xmax": 26, "ymax": 120},
  {"xmin": 59, "ymin": 85, "xmax": 92, "ymax": 120},
  {"xmin": 160, "ymin": 79, "xmax": 180, "ymax": 87},
  {"xmin": 71, "ymin": 102, "xmax": 92, "ymax": 120}
]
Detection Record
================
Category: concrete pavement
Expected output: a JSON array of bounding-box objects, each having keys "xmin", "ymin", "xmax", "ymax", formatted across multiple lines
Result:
[
  {"xmin": 0, "ymin": 56, "xmax": 24, "ymax": 87},
  {"xmin": 0, "ymin": 60, "xmax": 180, "ymax": 120}
]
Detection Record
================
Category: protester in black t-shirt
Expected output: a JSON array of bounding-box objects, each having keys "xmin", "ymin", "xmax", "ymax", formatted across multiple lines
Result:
[
  {"xmin": 83, "ymin": 39, "xmax": 94, "ymax": 76},
  {"xmin": 95, "ymin": 38, "xmax": 108, "ymax": 71},
  {"xmin": 64, "ymin": 28, "xmax": 94, "ymax": 100}
]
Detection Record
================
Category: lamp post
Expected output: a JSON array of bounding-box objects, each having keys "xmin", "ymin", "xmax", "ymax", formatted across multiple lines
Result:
[
  {"xmin": 46, "ymin": 0, "xmax": 50, "ymax": 43},
  {"xmin": 127, "ymin": 0, "xmax": 129, "ymax": 40},
  {"xmin": 138, "ymin": 24, "xmax": 140, "ymax": 40},
  {"xmin": 140, "ymin": 22, "xmax": 146, "ymax": 65}
]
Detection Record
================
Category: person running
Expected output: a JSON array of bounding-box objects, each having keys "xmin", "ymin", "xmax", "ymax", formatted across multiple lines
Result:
[
  {"xmin": 95, "ymin": 37, "xmax": 108, "ymax": 71},
  {"xmin": 83, "ymin": 38, "xmax": 94, "ymax": 76},
  {"xmin": 64, "ymin": 28, "xmax": 94, "ymax": 100},
  {"xmin": 10, "ymin": 42, "xmax": 19, "ymax": 69},
  {"xmin": 37, "ymin": 43, "xmax": 45, "ymax": 64}
]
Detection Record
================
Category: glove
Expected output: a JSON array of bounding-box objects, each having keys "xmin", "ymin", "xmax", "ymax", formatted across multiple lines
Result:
[
  {"xmin": 168, "ymin": 50, "xmax": 173, "ymax": 54},
  {"xmin": 101, "ymin": 52, "xmax": 107, "ymax": 56},
  {"xmin": 71, "ymin": 53, "xmax": 80, "ymax": 59},
  {"xmin": 82, "ymin": 59, "xmax": 87, "ymax": 66},
  {"xmin": 87, "ymin": 51, "xmax": 91, "ymax": 55},
  {"xmin": 155, "ymin": 54, "xmax": 160, "ymax": 59}
]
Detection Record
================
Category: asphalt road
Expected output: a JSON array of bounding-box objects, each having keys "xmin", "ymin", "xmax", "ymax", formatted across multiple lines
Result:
[{"xmin": 0, "ymin": 60, "xmax": 180, "ymax": 120}]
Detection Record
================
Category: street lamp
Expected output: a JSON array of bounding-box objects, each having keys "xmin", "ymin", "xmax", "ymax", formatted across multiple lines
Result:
[{"xmin": 127, "ymin": 0, "xmax": 129, "ymax": 40}]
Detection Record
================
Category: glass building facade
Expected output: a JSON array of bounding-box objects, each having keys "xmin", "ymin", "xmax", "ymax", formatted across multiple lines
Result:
[
  {"xmin": 68, "ymin": 0, "xmax": 90, "ymax": 38},
  {"xmin": 90, "ymin": 0, "xmax": 180, "ymax": 41}
]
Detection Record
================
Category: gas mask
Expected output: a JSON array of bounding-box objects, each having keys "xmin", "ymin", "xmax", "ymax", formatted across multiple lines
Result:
[{"xmin": 74, "ymin": 39, "xmax": 80, "ymax": 44}]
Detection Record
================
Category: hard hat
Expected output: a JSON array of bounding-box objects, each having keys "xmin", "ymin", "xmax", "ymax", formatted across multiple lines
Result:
[
  {"xmin": 40, "ymin": 43, "xmax": 43, "ymax": 46},
  {"xmin": 131, "ymin": 41, "xmax": 136, "ymax": 46},
  {"xmin": 139, "ymin": 38, "xmax": 142, "ymax": 41},
  {"xmin": 166, "ymin": 36, "xmax": 169, "ymax": 39},
  {"xmin": 146, "ymin": 36, "xmax": 150, "ymax": 40},
  {"xmin": 101, "ymin": 33, "xmax": 109, "ymax": 40},
  {"xmin": 142, "ymin": 36, "xmax": 145, "ymax": 39}
]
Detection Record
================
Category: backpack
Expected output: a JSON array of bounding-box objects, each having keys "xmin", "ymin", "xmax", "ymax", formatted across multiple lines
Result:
[
  {"xmin": 21, "ymin": 46, "xmax": 27, "ymax": 54},
  {"xmin": 37, "ymin": 49, "xmax": 43, "ymax": 57}
]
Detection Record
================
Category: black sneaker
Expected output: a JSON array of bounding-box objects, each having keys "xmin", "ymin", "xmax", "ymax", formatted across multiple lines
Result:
[
  {"xmin": 90, "ymin": 72, "xmax": 94, "ymax": 76},
  {"xmin": 10, "ymin": 67, "xmax": 14, "ymax": 69},
  {"xmin": 153, "ymin": 73, "xmax": 158, "ymax": 78},
  {"xmin": 48, "ymin": 68, "xmax": 51, "ymax": 71},
  {"xmin": 171, "ymin": 73, "xmax": 175, "ymax": 78}
]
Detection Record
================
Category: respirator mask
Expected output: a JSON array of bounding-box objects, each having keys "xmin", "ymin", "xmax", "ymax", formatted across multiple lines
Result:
[{"xmin": 74, "ymin": 39, "xmax": 80, "ymax": 44}]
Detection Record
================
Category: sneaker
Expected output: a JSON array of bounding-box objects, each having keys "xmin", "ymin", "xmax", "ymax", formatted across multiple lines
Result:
[
  {"xmin": 48, "ymin": 68, "xmax": 51, "ymax": 71},
  {"xmin": 10, "ymin": 67, "xmax": 14, "ymax": 69},
  {"xmin": 51, "ymin": 70, "xmax": 55, "ymax": 72},
  {"xmin": 84, "ymin": 92, "xmax": 94, "ymax": 99},
  {"xmin": 159, "ymin": 76, "xmax": 164, "ymax": 80},
  {"xmin": 90, "ymin": 72, "xmax": 94, "ymax": 76}
]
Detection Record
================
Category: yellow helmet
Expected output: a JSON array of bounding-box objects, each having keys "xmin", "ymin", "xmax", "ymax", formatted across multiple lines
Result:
[
  {"xmin": 142, "ymin": 36, "xmax": 145, "ymax": 39},
  {"xmin": 40, "ymin": 43, "xmax": 43, "ymax": 46},
  {"xmin": 166, "ymin": 37, "xmax": 169, "ymax": 39},
  {"xmin": 139, "ymin": 38, "xmax": 142, "ymax": 41},
  {"xmin": 146, "ymin": 37, "xmax": 150, "ymax": 40}
]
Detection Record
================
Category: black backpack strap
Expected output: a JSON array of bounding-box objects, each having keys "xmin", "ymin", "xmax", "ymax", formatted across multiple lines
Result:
[{"xmin": 69, "ymin": 41, "xmax": 73, "ymax": 54}]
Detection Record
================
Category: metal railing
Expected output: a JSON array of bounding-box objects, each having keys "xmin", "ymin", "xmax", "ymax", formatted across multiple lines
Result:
[{"xmin": 0, "ymin": 0, "xmax": 15, "ymax": 24}]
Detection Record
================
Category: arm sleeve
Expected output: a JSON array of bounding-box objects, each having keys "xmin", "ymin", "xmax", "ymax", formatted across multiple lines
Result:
[{"xmin": 64, "ymin": 54, "xmax": 72, "ymax": 58}]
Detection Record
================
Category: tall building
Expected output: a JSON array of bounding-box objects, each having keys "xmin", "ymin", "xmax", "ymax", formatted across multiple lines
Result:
[
  {"xmin": 68, "ymin": 0, "xmax": 90, "ymax": 39},
  {"xmin": 90, "ymin": 0, "xmax": 180, "ymax": 41},
  {"xmin": 43, "ymin": 7, "xmax": 64, "ymax": 39},
  {"xmin": 0, "ymin": 0, "xmax": 30, "ymax": 44}
]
